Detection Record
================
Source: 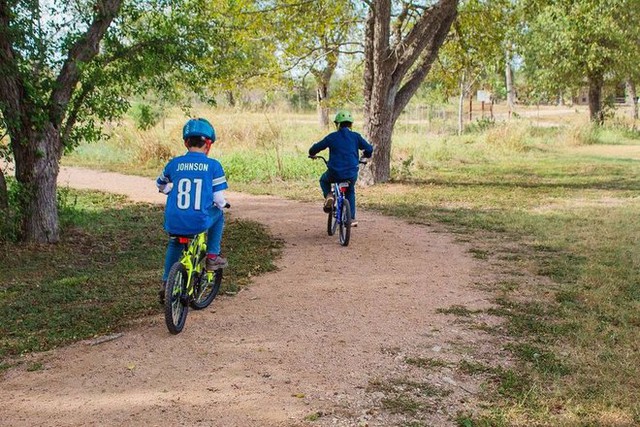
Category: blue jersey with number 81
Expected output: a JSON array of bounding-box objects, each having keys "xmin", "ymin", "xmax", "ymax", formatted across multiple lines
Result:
[{"xmin": 157, "ymin": 151, "xmax": 228, "ymax": 235}]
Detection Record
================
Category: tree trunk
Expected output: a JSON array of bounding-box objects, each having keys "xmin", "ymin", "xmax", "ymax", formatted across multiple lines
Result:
[
  {"xmin": 312, "ymin": 48, "xmax": 338, "ymax": 129},
  {"xmin": 316, "ymin": 82, "xmax": 330, "ymax": 128},
  {"xmin": 458, "ymin": 71, "xmax": 466, "ymax": 135},
  {"xmin": 505, "ymin": 50, "xmax": 516, "ymax": 116},
  {"xmin": 11, "ymin": 124, "xmax": 62, "ymax": 243},
  {"xmin": 588, "ymin": 73, "xmax": 604, "ymax": 125},
  {"xmin": 0, "ymin": 167, "xmax": 7, "ymax": 209},
  {"xmin": 0, "ymin": 0, "xmax": 122, "ymax": 243},
  {"xmin": 365, "ymin": 105, "xmax": 395, "ymax": 182},
  {"xmin": 626, "ymin": 79, "xmax": 638, "ymax": 120},
  {"xmin": 362, "ymin": 0, "xmax": 458, "ymax": 184},
  {"xmin": 225, "ymin": 90, "xmax": 236, "ymax": 107}
]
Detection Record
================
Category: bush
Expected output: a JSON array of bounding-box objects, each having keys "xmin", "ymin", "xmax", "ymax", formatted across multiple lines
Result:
[
  {"xmin": 465, "ymin": 117, "xmax": 495, "ymax": 133},
  {"xmin": 130, "ymin": 103, "xmax": 162, "ymax": 131},
  {"xmin": 0, "ymin": 178, "xmax": 24, "ymax": 242}
]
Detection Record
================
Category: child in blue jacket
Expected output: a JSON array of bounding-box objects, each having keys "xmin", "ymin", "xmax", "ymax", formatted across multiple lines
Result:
[
  {"xmin": 156, "ymin": 118, "xmax": 228, "ymax": 301},
  {"xmin": 308, "ymin": 110, "xmax": 374, "ymax": 226}
]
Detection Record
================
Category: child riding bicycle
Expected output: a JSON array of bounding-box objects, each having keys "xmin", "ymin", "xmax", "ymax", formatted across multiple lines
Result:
[
  {"xmin": 308, "ymin": 110, "xmax": 373, "ymax": 227},
  {"xmin": 156, "ymin": 118, "xmax": 229, "ymax": 301}
]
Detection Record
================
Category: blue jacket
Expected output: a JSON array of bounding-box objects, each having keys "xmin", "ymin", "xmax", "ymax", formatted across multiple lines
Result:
[
  {"xmin": 156, "ymin": 151, "xmax": 228, "ymax": 235},
  {"xmin": 309, "ymin": 128, "xmax": 374, "ymax": 179}
]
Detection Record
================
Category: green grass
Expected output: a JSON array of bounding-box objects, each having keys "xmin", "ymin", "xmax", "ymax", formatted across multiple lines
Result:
[
  {"xmin": 0, "ymin": 188, "xmax": 281, "ymax": 362},
  {"xmin": 61, "ymin": 107, "xmax": 640, "ymax": 425},
  {"xmin": 405, "ymin": 356, "xmax": 450, "ymax": 369}
]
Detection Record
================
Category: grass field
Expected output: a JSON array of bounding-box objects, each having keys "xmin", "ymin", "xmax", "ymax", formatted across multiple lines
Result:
[
  {"xmin": 10, "ymin": 103, "xmax": 640, "ymax": 425},
  {"xmin": 0, "ymin": 189, "xmax": 282, "ymax": 365}
]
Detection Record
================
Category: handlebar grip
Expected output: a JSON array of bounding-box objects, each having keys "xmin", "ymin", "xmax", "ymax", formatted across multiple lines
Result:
[{"xmin": 224, "ymin": 203, "xmax": 231, "ymax": 209}]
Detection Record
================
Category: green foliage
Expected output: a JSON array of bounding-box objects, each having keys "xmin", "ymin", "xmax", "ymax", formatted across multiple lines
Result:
[
  {"xmin": 0, "ymin": 177, "xmax": 22, "ymax": 242},
  {"xmin": 519, "ymin": 0, "xmax": 640, "ymax": 106},
  {"xmin": 0, "ymin": 175, "xmax": 89, "ymax": 243},
  {"xmin": 267, "ymin": 0, "xmax": 362, "ymax": 77},
  {"xmin": 0, "ymin": 0, "xmax": 236, "ymax": 151},
  {"xmin": 465, "ymin": 117, "xmax": 495, "ymax": 133},
  {"xmin": 429, "ymin": 0, "xmax": 515, "ymax": 98},
  {"xmin": 130, "ymin": 103, "xmax": 162, "ymax": 131}
]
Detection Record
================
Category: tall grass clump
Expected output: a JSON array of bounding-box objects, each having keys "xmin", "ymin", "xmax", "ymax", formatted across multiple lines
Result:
[
  {"xmin": 482, "ymin": 122, "xmax": 533, "ymax": 153},
  {"xmin": 562, "ymin": 123, "xmax": 601, "ymax": 146},
  {"xmin": 211, "ymin": 110, "xmax": 327, "ymax": 182}
]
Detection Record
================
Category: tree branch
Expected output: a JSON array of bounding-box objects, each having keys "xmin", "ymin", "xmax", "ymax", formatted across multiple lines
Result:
[
  {"xmin": 393, "ymin": 0, "xmax": 458, "ymax": 88},
  {"xmin": 393, "ymin": 0, "xmax": 458, "ymax": 122},
  {"xmin": 48, "ymin": 0, "xmax": 123, "ymax": 127},
  {"xmin": 61, "ymin": 81, "xmax": 95, "ymax": 146},
  {"xmin": 393, "ymin": 2, "xmax": 410, "ymax": 44},
  {"xmin": 363, "ymin": 6, "xmax": 375, "ymax": 117}
]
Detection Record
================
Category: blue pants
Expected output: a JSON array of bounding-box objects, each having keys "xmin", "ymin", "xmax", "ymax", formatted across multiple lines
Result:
[
  {"xmin": 162, "ymin": 209, "xmax": 225, "ymax": 282},
  {"xmin": 320, "ymin": 170, "xmax": 357, "ymax": 220}
]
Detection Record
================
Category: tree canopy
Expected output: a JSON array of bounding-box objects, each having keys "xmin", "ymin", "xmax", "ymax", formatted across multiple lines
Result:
[
  {"xmin": 0, "ymin": 0, "xmax": 234, "ymax": 242},
  {"xmin": 518, "ymin": 0, "xmax": 640, "ymax": 122}
]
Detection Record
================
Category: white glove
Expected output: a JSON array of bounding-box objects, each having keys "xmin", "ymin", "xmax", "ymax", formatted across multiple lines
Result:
[
  {"xmin": 214, "ymin": 190, "xmax": 227, "ymax": 210},
  {"xmin": 158, "ymin": 182, "xmax": 173, "ymax": 194}
]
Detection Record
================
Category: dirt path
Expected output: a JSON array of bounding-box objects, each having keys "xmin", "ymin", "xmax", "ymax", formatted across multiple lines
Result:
[{"xmin": 1, "ymin": 167, "xmax": 500, "ymax": 427}]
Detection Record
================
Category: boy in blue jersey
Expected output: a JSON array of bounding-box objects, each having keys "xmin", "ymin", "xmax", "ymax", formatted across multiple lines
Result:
[
  {"xmin": 308, "ymin": 110, "xmax": 373, "ymax": 227},
  {"xmin": 156, "ymin": 118, "xmax": 228, "ymax": 300}
]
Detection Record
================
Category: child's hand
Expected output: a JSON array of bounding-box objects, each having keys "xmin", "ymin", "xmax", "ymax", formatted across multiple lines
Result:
[{"xmin": 158, "ymin": 182, "xmax": 173, "ymax": 194}]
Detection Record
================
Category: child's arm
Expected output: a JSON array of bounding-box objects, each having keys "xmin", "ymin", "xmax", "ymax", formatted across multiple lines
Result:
[
  {"xmin": 213, "ymin": 190, "xmax": 227, "ymax": 210},
  {"xmin": 309, "ymin": 137, "xmax": 330, "ymax": 156},
  {"xmin": 358, "ymin": 135, "xmax": 374, "ymax": 158},
  {"xmin": 211, "ymin": 162, "xmax": 229, "ymax": 210},
  {"xmin": 156, "ymin": 168, "xmax": 172, "ymax": 194}
]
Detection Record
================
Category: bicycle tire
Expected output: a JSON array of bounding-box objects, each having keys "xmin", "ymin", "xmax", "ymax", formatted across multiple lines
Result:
[
  {"xmin": 190, "ymin": 268, "xmax": 223, "ymax": 310},
  {"xmin": 164, "ymin": 262, "xmax": 189, "ymax": 334},
  {"xmin": 339, "ymin": 199, "xmax": 352, "ymax": 246}
]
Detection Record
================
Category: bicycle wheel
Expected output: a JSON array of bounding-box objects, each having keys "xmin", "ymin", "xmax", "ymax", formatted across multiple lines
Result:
[
  {"xmin": 164, "ymin": 262, "xmax": 189, "ymax": 334},
  {"xmin": 339, "ymin": 198, "xmax": 352, "ymax": 246},
  {"xmin": 190, "ymin": 268, "xmax": 223, "ymax": 310}
]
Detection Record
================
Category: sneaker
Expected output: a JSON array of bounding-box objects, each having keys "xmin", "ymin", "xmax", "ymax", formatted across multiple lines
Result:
[
  {"xmin": 350, "ymin": 220, "xmax": 358, "ymax": 227},
  {"xmin": 206, "ymin": 255, "xmax": 228, "ymax": 271},
  {"xmin": 323, "ymin": 195, "xmax": 334, "ymax": 213}
]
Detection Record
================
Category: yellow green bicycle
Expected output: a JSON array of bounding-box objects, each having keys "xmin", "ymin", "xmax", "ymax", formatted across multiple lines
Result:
[{"xmin": 164, "ymin": 231, "xmax": 223, "ymax": 334}]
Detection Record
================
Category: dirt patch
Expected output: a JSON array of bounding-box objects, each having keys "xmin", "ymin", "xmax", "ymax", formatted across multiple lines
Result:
[{"xmin": 0, "ymin": 167, "xmax": 504, "ymax": 426}]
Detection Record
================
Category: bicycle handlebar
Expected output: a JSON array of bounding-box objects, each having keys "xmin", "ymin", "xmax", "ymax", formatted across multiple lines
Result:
[
  {"xmin": 309, "ymin": 155, "xmax": 328, "ymax": 165},
  {"xmin": 309, "ymin": 155, "xmax": 369, "ymax": 165}
]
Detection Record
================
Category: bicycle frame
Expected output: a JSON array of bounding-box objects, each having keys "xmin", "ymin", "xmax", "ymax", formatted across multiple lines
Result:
[
  {"xmin": 309, "ymin": 154, "xmax": 354, "ymax": 246},
  {"xmin": 333, "ymin": 182, "xmax": 350, "ymax": 226},
  {"xmin": 176, "ymin": 232, "xmax": 213, "ymax": 297}
]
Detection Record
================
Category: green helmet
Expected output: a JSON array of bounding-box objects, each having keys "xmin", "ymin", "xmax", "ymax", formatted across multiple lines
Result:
[{"xmin": 333, "ymin": 110, "xmax": 354, "ymax": 124}]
